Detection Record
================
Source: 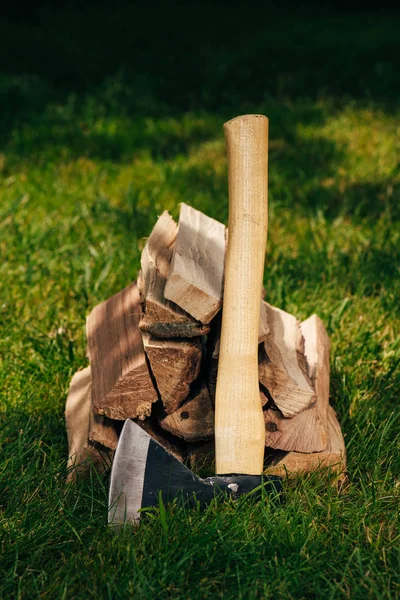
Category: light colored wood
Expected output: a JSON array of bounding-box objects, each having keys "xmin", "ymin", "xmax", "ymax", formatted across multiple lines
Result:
[
  {"xmin": 160, "ymin": 382, "xmax": 214, "ymax": 441},
  {"xmin": 264, "ymin": 405, "xmax": 346, "ymax": 476},
  {"xmin": 259, "ymin": 304, "xmax": 315, "ymax": 417},
  {"xmin": 215, "ymin": 114, "xmax": 269, "ymax": 475},
  {"xmin": 207, "ymin": 307, "xmax": 270, "ymax": 406},
  {"xmin": 87, "ymin": 282, "xmax": 158, "ymax": 420},
  {"xmin": 65, "ymin": 367, "xmax": 111, "ymax": 481},
  {"xmin": 301, "ymin": 314, "xmax": 330, "ymax": 427},
  {"xmin": 142, "ymin": 333, "xmax": 202, "ymax": 414},
  {"xmin": 263, "ymin": 406, "xmax": 327, "ymax": 452},
  {"xmin": 139, "ymin": 211, "xmax": 209, "ymax": 338},
  {"xmin": 137, "ymin": 418, "xmax": 186, "ymax": 463},
  {"xmin": 164, "ymin": 203, "xmax": 226, "ymax": 324},
  {"xmin": 263, "ymin": 313, "xmax": 330, "ymax": 452}
]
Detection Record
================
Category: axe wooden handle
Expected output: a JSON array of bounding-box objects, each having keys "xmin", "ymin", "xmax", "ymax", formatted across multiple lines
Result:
[{"xmin": 215, "ymin": 114, "xmax": 268, "ymax": 475}]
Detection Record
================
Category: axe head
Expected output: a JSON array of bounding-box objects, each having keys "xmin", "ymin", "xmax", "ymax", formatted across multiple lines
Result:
[{"xmin": 108, "ymin": 419, "xmax": 282, "ymax": 525}]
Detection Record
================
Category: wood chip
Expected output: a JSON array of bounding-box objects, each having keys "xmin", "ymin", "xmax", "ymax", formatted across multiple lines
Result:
[
  {"xmin": 160, "ymin": 382, "xmax": 214, "ymax": 441},
  {"xmin": 139, "ymin": 211, "xmax": 208, "ymax": 338},
  {"xmin": 87, "ymin": 282, "xmax": 158, "ymax": 420},
  {"xmin": 164, "ymin": 203, "xmax": 226, "ymax": 324},
  {"xmin": 259, "ymin": 304, "xmax": 315, "ymax": 417}
]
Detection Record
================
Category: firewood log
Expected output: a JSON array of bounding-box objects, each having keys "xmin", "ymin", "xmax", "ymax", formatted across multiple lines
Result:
[
  {"xmin": 136, "ymin": 418, "xmax": 186, "ymax": 462},
  {"xmin": 65, "ymin": 367, "xmax": 112, "ymax": 481},
  {"xmin": 258, "ymin": 304, "xmax": 315, "ymax": 417},
  {"xmin": 264, "ymin": 406, "xmax": 346, "ymax": 476},
  {"xmin": 142, "ymin": 333, "xmax": 202, "ymax": 414},
  {"xmin": 164, "ymin": 203, "xmax": 226, "ymax": 324},
  {"xmin": 139, "ymin": 211, "xmax": 209, "ymax": 338},
  {"xmin": 159, "ymin": 382, "xmax": 214, "ymax": 441},
  {"xmin": 87, "ymin": 282, "xmax": 158, "ymax": 420}
]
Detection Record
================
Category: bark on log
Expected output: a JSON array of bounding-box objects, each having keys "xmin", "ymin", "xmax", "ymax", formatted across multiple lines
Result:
[
  {"xmin": 259, "ymin": 304, "xmax": 315, "ymax": 417},
  {"xmin": 164, "ymin": 203, "xmax": 226, "ymax": 324},
  {"xmin": 142, "ymin": 333, "xmax": 202, "ymax": 414},
  {"xmin": 87, "ymin": 282, "xmax": 158, "ymax": 420},
  {"xmin": 139, "ymin": 211, "xmax": 208, "ymax": 338},
  {"xmin": 160, "ymin": 382, "xmax": 214, "ymax": 441}
]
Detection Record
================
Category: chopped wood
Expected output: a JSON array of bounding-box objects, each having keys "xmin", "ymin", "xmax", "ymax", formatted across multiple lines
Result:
[
  {"xmin": 65, "ymin": 367, "xmax": 111, "ymax": 481},
  {"xmin": 139, "ymin": 211, "xmax": 208, "ymax": 338},
  {"xmin": 301, "ymin": 314, "xmax": 330, "ymax": 427},
  {"xmin": 160, "ymin": 382, "xmax": 214, "ymax": 441},
  {"xmin": 263, "ymin": 406, "xmax": 327, "ymax": 452},
  {"xmin": 258, "ymin": 304, "xmax": 315, "ymax": 417},
  {"xmin": 89, "ymin": 413, "xmax": 121, "ymax": 451},
  {"xmin": 87, "ymin": 282, "xmax": 158, "ymax": 420},
  {"xmin": 136, "ymin": 418, "xmax": 186, "ymax": 463},
  {"xmin": 264, "ymin": 405, "xmax": 346, "ymax": 477},
  {"xmin": 142, "ymin": 333, "xmax": 202, "ymax": 414},
  {"xmin": 164, "ymin": 203, "xmax": 226, "ymax": 324}
]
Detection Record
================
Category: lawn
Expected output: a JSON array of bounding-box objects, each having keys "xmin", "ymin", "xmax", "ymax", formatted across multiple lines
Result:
[{"xmin": 0, "ymin": 4, "xmax": 399, "ymax": 598}]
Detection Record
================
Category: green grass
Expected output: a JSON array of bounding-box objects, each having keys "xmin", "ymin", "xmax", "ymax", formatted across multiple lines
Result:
[{"xmin": 1, "ymin": 4, "xmax": 400, "ymax": 598}]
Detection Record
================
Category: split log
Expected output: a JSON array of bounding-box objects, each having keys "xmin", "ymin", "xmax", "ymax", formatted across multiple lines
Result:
[
  {"xmin": 160, "ymin": 382, "xmax": 214, "ymax": 441},
  {"xmin": 263, "ymin": 313, "xmax": 331, "ymax": 452},
  {"xmin": 87, "ymin": 282, "xmax": 158, "ymax": 420},
  {"xmin": 137, "ymin": 418, "xmax": 186, "ymax": 463},
  {"xmin": 258, "ymin": 304, "xmax": 315, "ymax": 417},
  {"xmin": 142, "ymin": 333, "xmax": 202, "ymax": 414},
  {"xmin": 65, "ymin": 367, "xmax": 111, "ymax": 481},
  {"xmin": 264, "ymin": 406, "xmax": 346, "ymax": 476},
  {"xmin": 164, "ymin": 203, "xmax": 226, "ymax": 324},
  {"xmin": 139, "ymin": 211, "xmax": 209, "ymax": 338}
]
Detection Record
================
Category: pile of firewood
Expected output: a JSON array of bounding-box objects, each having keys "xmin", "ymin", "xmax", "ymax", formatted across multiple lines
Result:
[{"xmin": 66, "ymin": 203, "xmax": 346, "ymax": 481}]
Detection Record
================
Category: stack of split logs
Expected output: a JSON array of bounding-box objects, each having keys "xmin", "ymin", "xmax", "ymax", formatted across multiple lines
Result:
[{"xmin": 66, "ymin": 203, "xmax": 346, "ymax": 481}]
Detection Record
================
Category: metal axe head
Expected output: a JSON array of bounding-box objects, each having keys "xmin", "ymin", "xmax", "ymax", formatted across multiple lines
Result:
[{"xmin": 108, "ymin": 419, "xmax": 282, "ymax": 525}]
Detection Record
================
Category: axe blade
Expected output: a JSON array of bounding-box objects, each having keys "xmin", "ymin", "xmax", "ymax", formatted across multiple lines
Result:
[{"xmin": 108, "ymin": 420, "xmax": 282, "ymax": 525}]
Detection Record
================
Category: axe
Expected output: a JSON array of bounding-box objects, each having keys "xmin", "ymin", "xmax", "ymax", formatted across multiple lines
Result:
[{"xmin": 108, "ymin": 114, "xmax": 282, "ymax": 525}]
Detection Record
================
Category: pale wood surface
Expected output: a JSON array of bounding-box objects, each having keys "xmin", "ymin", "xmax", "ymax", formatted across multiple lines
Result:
[
  {"xmin": 139, "ymin": 211, "xmax": 208, "ymax": 338},
  {"xmin": 264, "ymin": 405, "xmax": 346, "ymax": 476},
  {"xmin": 142, "ymin": 333, "xmax": 202, "ymax": 414},
  {"xmin": 263, "ymin": 313, "xmax": 330, "ymax": 452},
  {"xmin": 164, "ymin": 203, "xmax": 226, "ymax": 324},
  {"xmin": 87, "ymin": 282, "xmax": 158, "ymax": 420},
  {"xmin": 160, "ymin": 382, "xmax": 214, "ymax": 441},
  {"xmin": 215, "ymin": 114, "xmax": 269, "ymax": 475},
  {"xmin": 137, "ymin": 418, "xmax": 186, "ymax": 462},
  {"xmin": 259, "ymin": 304, "xmax": 315, "ymax": 417},
  {"xmin": 65, "ymin": 366, "xmax": 110, "ymax": 481}
]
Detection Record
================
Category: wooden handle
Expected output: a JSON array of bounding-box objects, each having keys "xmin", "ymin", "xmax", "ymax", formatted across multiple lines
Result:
[{"xmin": 215, "ymin": 114, "xmax": 268, "ymax": 475}]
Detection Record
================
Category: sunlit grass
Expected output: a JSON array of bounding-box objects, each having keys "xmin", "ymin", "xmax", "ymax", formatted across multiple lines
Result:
[{"xmin": 1, "ymin": 6, "xmax": 399, "ymax": 599}]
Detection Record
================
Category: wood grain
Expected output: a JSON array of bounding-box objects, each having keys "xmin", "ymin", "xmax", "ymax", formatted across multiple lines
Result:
[
  {"xmin": 137, "ymin": 418, "xmax": 186, "ymax": 463},
  {"xmin": 164, "ymin": 203, "xmax": 226, "ymax": 324},
  {"xmin": 215, "ymin": 115, "xmax": 269, "ymax": 475},
  {"xmin": 160, "ymin": 382, "xmax": 214, "ymax": 441},
  {"xmin": 65, "ymin": 366, "xmax": 111, "ymax": 481},
  {"xmin": 87, "ymin": 282, "xmax": 158, "ymax": 420},
  {"xmin": 264, "ymin": 405, "xmax": 346, "ymax": 476},
  {"xmin": 259, "ymin": 304, "xmax": 315, "ymax": 417},
  {"xmin": 139, "ymin": 210, "xmax": 209, "ymax": 338},
  {"xmin": 142, "ymin": 333, "xmax": 202, "ymax": 414}
]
